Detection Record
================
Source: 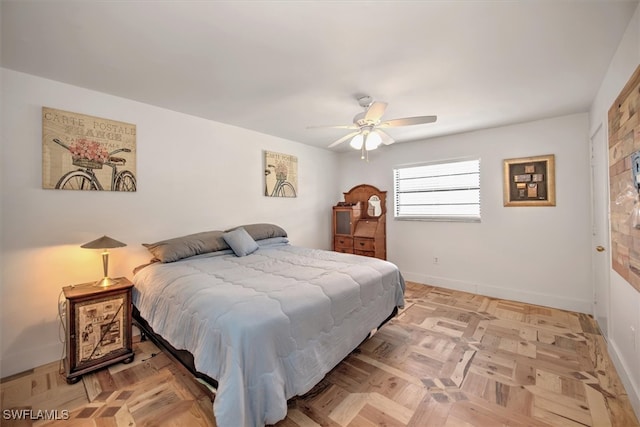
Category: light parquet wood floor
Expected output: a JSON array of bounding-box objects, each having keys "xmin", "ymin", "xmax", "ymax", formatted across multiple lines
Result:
[{"xmin": 2, "ymin": 282, "xmax": 638, "ymax": 427}]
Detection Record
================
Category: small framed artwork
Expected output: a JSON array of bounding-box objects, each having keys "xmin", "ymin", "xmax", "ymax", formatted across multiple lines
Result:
[
  {"xmin": 264, "ymin": 150, "xmax": 298, "ymax": 197},
  {"xmin": 503, "ymin": 154, "xmax": 555, "ymax": 207}
]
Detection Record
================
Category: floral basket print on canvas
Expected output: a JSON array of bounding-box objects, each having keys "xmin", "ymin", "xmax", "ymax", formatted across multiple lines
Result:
[
  {"xmin": 42, "ymin": 107, "xmax": 137, "ymax": 192},
  {"xmin": 264, "ymin": 150, "xmax": 298, "ymax": 198},
  {"xmin": 69, "ymin": 139, "xmax": 109, "ymax": 169}
]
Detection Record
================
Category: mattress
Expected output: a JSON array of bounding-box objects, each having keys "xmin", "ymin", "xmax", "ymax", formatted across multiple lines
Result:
[{"xmin": 132, "ymin": 244, "xmax": 405, "ymax": 426}]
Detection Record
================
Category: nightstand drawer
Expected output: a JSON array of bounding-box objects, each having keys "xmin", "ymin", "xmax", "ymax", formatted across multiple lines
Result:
[{"xmin": 354, "ymin": 238, "xmax": 375, "ymax": 251}]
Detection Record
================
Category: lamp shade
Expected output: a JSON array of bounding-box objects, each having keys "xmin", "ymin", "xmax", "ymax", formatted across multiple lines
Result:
[
  {"xmin": 349, "ymin": 132, "xmax": 382, "ymax": 151},
  {"xmin": 81, "ymin": 235, "xmax": 126, "ymax": 249},
  {"xmin": 81, "ymin": 235, "xmax": 126, "ymax": 287}
]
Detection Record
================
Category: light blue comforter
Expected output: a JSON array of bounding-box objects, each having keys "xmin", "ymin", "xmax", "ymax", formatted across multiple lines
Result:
[{"xmin": 133, "ymin": 244, "xmax": 405, "ymax": 426}]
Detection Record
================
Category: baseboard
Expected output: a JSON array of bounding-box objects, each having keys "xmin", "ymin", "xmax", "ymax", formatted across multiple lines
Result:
[
  {"xmin": 402, "ymin": 272, "xmax": 592, "ymax": 314},
  {"xmin": 1, "ymin": 342, "xmax": 62, "ymax": 380},
  {"xmin": 608, "ymin": 338, "xmax": 640, "ymax": 421}
]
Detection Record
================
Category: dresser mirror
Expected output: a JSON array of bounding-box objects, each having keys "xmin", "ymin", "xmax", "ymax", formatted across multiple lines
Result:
[{"xmin": 367, "ymin": 195, "xmax": 382, "ymax": 217}]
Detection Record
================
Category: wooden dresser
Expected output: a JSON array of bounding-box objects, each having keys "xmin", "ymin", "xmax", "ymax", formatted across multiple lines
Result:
[{"xmin": 332, "ymin": 184, "xmax": 387, "ymax": 260}]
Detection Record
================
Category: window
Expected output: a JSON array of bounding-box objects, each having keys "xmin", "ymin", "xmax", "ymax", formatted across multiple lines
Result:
[{"xmin": 393, "ymin": 158, "xmax": 481, "ymax": 221}]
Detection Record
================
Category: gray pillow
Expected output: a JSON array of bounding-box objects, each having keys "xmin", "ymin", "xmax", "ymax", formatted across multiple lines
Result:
[
  {"xmin": 256, "ymin": 237, "xmax": 289, "ymax": 247},
  {"xmin": 143, "ymin": 230, "xmax": 228, "ymax": 263},
  {"xmin": 225, "ymin": 223, "xmax": 287, "ymax": 241},
  {"xmin": 222, "ymin": 227, "xmax": 259, "ymax": 257}
]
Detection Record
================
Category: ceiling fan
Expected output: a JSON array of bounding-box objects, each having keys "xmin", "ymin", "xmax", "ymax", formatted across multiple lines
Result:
[{"xmin": 308, "ymin": 95, "xmax": 437, "ymax": 160}]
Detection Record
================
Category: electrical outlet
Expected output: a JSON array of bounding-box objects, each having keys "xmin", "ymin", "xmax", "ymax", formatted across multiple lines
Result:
[{"xmin": 433, "ymin": 257, "xmax": 439, "ymax": 264}]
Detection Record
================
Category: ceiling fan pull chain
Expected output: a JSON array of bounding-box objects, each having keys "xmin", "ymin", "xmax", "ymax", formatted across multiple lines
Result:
[{"xmin": 361, "ymin": 132, "xmax": 368, "ymax": 160}]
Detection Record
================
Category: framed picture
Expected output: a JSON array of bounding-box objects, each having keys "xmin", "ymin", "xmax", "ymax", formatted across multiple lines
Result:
[
  {"xmin": 264, "ymin": 150, "xmax": 298, "ymax": 197},
  {"xmin": 42, "ymin": 107, "xmax": 137, "ymax": 191},
  {"xmin": 503, "ymin": 154, "xmax": 555, "ymax": 207}
]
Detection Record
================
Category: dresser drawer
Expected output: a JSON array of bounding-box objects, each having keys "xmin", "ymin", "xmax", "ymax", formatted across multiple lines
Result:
[
  {"xmin": 354, "ymin": 249, "xmax": 375, "ymax": 258},
  {"xmin": 335, "ymin": 247, "xmax": 354, "ymax": 254},
  {"xmin": 354, "ymin": 238, "xmax": 375, "ymax": 252},
  {"xmin": 334, "ymin": 236, "xmax": 353, "ymax": 249}
]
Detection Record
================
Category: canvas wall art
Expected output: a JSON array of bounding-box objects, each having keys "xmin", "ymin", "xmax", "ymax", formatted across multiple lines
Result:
[
  {"xmin": 42, "ymin": 107, "xmax": 137, "ymax": 191},
  {"xmin": 608, "ymin": 64, "xmax": 640, "ymax": 293},
  {"xmin": 264, "ymin": 150, "xmax": 297, "ymax": 197}
]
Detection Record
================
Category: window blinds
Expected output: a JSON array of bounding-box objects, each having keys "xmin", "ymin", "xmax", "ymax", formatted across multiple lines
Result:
[{"xmin": 393, "ymin": 159, "xmax": 481, "ymax": 221}]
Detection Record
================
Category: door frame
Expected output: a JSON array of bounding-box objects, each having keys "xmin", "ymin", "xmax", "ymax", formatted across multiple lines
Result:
[{"xmin": 590, "ymin": 121, "xmax": 611, "ymax": 338}]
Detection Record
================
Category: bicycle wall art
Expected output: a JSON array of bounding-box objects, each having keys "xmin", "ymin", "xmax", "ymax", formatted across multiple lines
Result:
[
  {"xmin": 42, "ymin": 107, "xmax": 137, "ymax": 191},
  {"xmin": 264, "ymin": 150, "xmax": 297, "ymax": 198}
]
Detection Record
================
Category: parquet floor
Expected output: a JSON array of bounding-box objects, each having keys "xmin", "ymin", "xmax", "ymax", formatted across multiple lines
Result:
[{"xmin": 2, "ymin": 282, "xmax": 638, "ymax": 426}]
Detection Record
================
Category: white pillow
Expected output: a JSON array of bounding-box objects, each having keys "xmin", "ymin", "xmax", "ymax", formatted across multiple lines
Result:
[{"xmin": 222, "ymin": 227, "xmax": 259, "ymax": 257}]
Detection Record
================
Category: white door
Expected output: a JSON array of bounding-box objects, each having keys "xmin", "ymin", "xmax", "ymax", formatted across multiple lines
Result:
[{"xmin": 591, "ymin": 123, "xmax": 610, "ymax": 338}]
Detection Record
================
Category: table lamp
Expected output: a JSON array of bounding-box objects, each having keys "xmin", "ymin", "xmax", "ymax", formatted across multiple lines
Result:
[{"xmin": 81, "ymin": 235, "xmax": 126, "ymax": 287}]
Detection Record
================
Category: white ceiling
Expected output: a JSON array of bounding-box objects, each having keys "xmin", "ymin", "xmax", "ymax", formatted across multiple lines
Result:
[{"xmin": 1, "ymin": 0, "xmax": 637, "ymax": 151}]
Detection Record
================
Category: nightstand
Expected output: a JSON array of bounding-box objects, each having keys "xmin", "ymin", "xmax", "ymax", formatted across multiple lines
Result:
[{"xmin": 62, "ymin": 277, "xmax": 134, "ymax": 384}]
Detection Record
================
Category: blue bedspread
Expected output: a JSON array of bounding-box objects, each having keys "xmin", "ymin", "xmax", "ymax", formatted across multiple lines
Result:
[{"xmin": 133, "ymin": 244, "xmax": 404, "ymax": 426}]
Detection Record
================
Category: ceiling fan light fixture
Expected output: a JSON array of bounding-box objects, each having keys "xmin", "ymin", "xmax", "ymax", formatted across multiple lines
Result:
[
  {"xmin": 309, "ymin": 95, "xmax": 437, "ymax": 154},
  {"xmin": 349, "ymin": 132, "xmax": 382, "ymax": 150},
  {"xmin": 349, "ymin": 134, "xmax": 363, "ymax": 149}
]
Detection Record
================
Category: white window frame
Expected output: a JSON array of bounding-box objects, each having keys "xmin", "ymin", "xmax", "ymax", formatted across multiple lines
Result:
[{"xmin": 393, "ymin": 158, "xmax": 481, "ymax": 222}]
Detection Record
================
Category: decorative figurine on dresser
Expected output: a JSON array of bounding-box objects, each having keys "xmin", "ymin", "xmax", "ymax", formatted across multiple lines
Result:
[{"xmin": 332, "ymin": 184, "xmax": 387, "ymax": 260}]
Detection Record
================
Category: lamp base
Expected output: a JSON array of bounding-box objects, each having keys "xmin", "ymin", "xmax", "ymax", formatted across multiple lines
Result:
[{"xmin": 95, "ymin": 277, "xmax": 120, "ymax": 287}]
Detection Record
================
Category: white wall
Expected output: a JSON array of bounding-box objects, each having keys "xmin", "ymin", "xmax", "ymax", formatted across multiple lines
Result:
[
  {"xmin": 0, "ymin": 69, "xmax": 339, "ymax": 377},
  {"xmin": 589, "ymin": 3, "xmax": 640, "ymax": 417},
  {"xmin": 338, "ymin": 113, "xmax": 593, "ymax": 314}
]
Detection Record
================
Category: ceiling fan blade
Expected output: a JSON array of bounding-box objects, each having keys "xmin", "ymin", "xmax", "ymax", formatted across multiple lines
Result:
[
  {"xmin": 364, "ymin": 101, "xmax": 388, "ymax": 123},
  {"xmin": 378, "ymin": 115, "xmax": 437, "ymax": 128},
  {"xmin": 307, "ymin": 124, "xmax": 359, "ymax": 130},
  {"xmin": 328, "ymin": 131, "xmax": 360, "ymax": 148},
  {"xmin": 375, "ymin": 129, "xmax": 395, "ymax": 145}
]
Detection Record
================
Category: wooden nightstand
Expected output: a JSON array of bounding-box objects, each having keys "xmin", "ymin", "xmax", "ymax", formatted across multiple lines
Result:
[{"xmin": 62, "ymin": 277, "xmax": 134, "ymax": 384}]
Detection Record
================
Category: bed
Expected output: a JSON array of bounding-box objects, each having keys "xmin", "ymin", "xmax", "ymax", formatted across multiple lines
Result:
[{"xmin": 132, "ymin": 224, "xmax": 405, "ymax": 427}]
